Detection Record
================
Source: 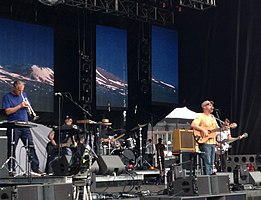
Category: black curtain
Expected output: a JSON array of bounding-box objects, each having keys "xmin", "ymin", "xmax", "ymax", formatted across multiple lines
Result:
[{"xmin": 178, "ymin": 0, "xmax": 261, "ymax": 154}]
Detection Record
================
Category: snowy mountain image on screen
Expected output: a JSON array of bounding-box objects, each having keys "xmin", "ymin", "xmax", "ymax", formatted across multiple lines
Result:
[
  {"xmin": 0, "ymin": 64, "xmax": 54, "ymax": 112},
  {"xmin": 96, "ymin": 67, "xmax": 128, "ymax": 108},
  {"xmin": 152, "ymin": 77, "xmax": 178, "ymax": 104}
]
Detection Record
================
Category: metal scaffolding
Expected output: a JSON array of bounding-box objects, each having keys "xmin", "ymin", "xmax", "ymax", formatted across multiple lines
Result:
[
  {"xmin": 60, "ymin": 0, "xmax": 175, "ymax": 25},
  {"xmin": 178, "ymin": 0, "xmax": 216, "ymax": 10}
]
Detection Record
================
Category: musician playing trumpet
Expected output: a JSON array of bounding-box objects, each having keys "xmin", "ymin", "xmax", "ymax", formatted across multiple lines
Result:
[{"xmin": 2, "ymin": 80, "xmax": 44, "ymax": 175}]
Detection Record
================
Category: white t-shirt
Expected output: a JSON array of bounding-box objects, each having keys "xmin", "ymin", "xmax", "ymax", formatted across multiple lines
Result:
[{"xmin": 216, "ymin": 129, "xmax": 231, "ymax": 142}]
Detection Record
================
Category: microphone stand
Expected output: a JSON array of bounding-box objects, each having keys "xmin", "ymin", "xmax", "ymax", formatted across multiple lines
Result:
[
  {"xmin": 214, "ymin": 109, "xmax": 224, "ymax": 172},
  {"xmin": 58, "ymin": 95, "xmax": 62, "ymax": 157}
]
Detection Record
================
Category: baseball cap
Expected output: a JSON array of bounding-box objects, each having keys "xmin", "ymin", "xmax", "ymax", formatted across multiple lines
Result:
[{"xmin": 201, "ymin": 100, "xmax": 214, "ymax": 108}]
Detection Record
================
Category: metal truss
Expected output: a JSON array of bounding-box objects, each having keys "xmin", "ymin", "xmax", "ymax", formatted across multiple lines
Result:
[
  {"xmin": 62, "ymin": 0, "xmax": 175, "ymax": 26},
  {"xmin": 178, "ymin": 0, "xmax": 216, "ymax": 10}
]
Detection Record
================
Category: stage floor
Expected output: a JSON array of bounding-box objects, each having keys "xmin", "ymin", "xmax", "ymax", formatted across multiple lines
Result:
[{"xmin": 0, "ymin": 172, "xmax": 261, "ymax": 200}]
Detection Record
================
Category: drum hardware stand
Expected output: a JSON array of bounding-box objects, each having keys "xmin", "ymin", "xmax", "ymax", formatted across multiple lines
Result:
[
  {"xmin": 0, "ymin": 129, "xmax": 24, "ymax": 176},
  {"xmin": 75, "ymin": 144, "xmax": 98, "ymax": 200},
  {"xmin": 135, "ymin": 125, "xmax": 152, "ymax": 169}
]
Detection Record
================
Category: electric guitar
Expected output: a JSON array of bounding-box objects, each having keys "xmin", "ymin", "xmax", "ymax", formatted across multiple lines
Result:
[
  {"xmin": 46, "ymin": 141, "xmax": 76, "ymax": 155},
  {"xmin": 193, "ymin": 123, "xmax": 237, "ymax": 144},
  {"xmin": 215, "ymin": 132, "xmax": 248, "ymax": 155}
]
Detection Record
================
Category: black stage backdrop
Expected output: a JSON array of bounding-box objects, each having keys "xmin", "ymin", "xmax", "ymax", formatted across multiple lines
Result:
[
  {"xmin": 1, "ymin": 0, "xmax": 261, "ymax": 154},
  {"xmin": 178, "ymin": 0, "xmax": 261, "ymax": 154}
]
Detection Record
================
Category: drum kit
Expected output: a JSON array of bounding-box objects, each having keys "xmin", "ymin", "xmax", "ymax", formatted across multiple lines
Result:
[
  {"xmin": 49, "ymin": 118, "xmax": 151, "ymax": 175},
  {"xmin": 107, "ymin": 124, "xmax": 150, "ymax": 168}
]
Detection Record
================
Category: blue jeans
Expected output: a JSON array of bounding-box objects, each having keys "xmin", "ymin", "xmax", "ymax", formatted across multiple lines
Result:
[
  {"xmin": 199, "ymin": 143, "xmax": 215, "ymax": 175},
  {"xmin": 7, "ymin": 128, "xmax": 40, "ymax": 171}
]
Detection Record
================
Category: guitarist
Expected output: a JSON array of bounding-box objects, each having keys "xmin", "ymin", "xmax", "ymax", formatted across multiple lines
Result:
[
  {"xmin": 45, "ymin": 116, "xmax": 79, "ymax": 173},
  {"xmin": 216, "ymin": 118, "xmax": 243, "ymax": 172},
  {"xmin": 191, "ymin": 100, "xmax": 220, "ymax": 175}
]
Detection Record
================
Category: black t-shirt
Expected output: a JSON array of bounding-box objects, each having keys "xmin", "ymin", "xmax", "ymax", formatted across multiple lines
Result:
[{"xmin": 53, "ymin": 124, "xmax": 74, "ymax": 144}]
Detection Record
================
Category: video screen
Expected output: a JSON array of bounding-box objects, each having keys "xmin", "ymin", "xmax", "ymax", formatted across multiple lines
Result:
[
  {"xmin": 96, "ymin": 25, "xmax": 128, "ymax": 109},
  {"xmin": 151, "ymin": 25, "xmax": 178, "ymax": 104},
  {"xmin": 0, "ymin": 19, "xmax": 54, "ymax": 112}
]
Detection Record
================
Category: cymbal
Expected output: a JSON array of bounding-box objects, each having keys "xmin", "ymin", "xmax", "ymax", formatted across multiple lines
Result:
[
  {"xmin": 130, "ymin": 123, "xmax": 147, "ymax": 131},
  {"xmin": 77, "ymin": 119, "xmax": 97, "ymax": 124}
]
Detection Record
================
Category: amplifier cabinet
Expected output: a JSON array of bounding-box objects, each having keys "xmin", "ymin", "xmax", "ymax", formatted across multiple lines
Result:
[{"xmin": 173, "ymin": 129, "xmax": 195, "ymax": 151}]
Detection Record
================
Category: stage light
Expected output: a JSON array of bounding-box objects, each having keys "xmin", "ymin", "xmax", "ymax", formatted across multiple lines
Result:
[{"xmin": 38, "ymin": 0, "xmax": 63, "ymax": 6}]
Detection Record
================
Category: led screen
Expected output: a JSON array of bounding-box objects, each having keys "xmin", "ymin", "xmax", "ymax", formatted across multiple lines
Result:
[
  {"xmin": 96, "ymin": 25, "xmax": 128, "ymax": 109},
  {"xmin": 151, "ymin": 25, "xmax": 178, "ymax": 104},
  {"xmin": 0, "ymin": 19, "xmax": 54, "ymax": 112}
]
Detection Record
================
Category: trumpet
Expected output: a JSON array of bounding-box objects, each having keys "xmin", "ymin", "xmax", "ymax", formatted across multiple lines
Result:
[{"xmin": 21, "ymin": 93, "xmax": 39, "ymax": 121}]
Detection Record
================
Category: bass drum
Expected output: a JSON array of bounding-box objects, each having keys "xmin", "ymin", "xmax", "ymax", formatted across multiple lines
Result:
[{"xmin": 112, "ymin": 149, "xmax": 136, "ymax": 166}]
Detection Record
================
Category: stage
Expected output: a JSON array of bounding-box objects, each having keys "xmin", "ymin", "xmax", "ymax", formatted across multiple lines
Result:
[{"xmin": 0, "ymin": 171, "xmax": 261, "ymax": 200}]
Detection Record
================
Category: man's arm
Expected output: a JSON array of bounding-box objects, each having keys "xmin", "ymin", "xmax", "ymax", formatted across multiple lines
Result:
[
  {"xmin": 48, "ymin": 130, "xmax": 57, "ymax": 146},
  {"xmin": 191, "ymin": 121, "xmax": 209, "ymax": 136},
  {"xmin": 5, "ymin": 101, "xmax": 29, "ymax": 116}
]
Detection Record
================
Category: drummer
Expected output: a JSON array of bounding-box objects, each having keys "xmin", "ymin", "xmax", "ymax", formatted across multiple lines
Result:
[{"xmin": 100, "ymin": 119, "xmax": 116, "ymax": 155}]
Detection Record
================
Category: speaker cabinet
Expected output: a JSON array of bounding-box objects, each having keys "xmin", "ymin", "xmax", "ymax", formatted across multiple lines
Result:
[
  {"xmin": 197, "ymin": 175, "xmax": 211, "ymax": 195},
  {"xmin": 51, "ymin": 155, "xmax": 69, "ymax": 176},
  {"xmin": 97, "ymin": 155, "xmax": 125, "ymax": 175},
  {"xmin": 16, "ymin": 185, "xmax": 43, "ymax": 200},
  {"xmin": 43, "ymin": 183, "xmax": 73, "ymax": 200},
  {"xmin": 173, "ymin": 129, "xmax": 195, "ymax": 151},
  {"xmin": 0, "ymin": 187, "xmax": 13, "ymax": 200},
  {"xmin": 168, "ymin": 177, "xmax": 195, "ymax": 196},
  {"xmin": 217, "ymin": 172, "xmax": 234, "ymax": 184},
  {"xmin": 227, "ymin": 154, "xmax": 257, "ymax": 172},
  {"xmin": 197, "ymin": 175, "xmax": 230, "ymax": 195},
  {"xmin": 210, "ymin": 175, "xmax": 230, "ymax": 194},
  {"xmin": 249, "ymin": 171, "xmax": 261, "ymax": 186},
  {"xmin": 0, "ymin": 136, "xmax": 9, "ymax": 178}
]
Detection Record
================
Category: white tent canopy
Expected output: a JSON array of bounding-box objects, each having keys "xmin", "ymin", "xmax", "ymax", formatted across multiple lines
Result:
[{"xmin": 165, "ymin": 106, "xmax": 200, "ymax": 120}]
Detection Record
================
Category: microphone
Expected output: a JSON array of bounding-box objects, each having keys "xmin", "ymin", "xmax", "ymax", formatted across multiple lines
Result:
[
  {"xmin": 108, "ymin": 102, "xmax": 111, "ymax": 112},
  {"xmin": 54, "ymin": 92, "xmax": 62, "ymax": 96},
  {"xmin": 213, "ymin": 108, "xmax": 220, "ymax": 112},
  {"xmin": 54, "ymin": 92, "xmax": 69, "ymax": 96},
  {"xmin": 134, "ymin": 104, "xmax": 138, "ymax": 114}
]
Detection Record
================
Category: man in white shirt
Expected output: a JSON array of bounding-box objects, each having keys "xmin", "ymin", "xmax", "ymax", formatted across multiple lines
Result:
[{"xmin": 216, "ymin": 118, "xmax": 242, "ymax": 172}]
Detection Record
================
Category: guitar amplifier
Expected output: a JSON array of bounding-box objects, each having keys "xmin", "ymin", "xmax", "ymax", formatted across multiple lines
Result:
[{"xmin": 173, "ymin": 129, "xmax": 195, "ymax": 151}]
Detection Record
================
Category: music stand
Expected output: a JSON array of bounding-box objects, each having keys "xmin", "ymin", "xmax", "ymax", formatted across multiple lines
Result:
[{"xmin": 0, "ymin": 121, "xmax": 37, "ymax": 176}]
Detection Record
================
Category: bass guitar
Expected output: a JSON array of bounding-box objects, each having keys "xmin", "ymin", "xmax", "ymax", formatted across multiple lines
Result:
[
  {"xmin": 46, "ymin": 141, "xmax": 76, "ymax": 155},
  {"xmin": 215, "ymin": 132, "xmax": 248, "ymax": 155},
  {"xmin": 194, "ymin": 123, "xmax": 237, "ymax": 144}
]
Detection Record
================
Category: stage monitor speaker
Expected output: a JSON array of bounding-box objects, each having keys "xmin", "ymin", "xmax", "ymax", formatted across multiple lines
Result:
[
  {"xmin": 210, "ymin": 175, "xmax": 230, "ymax": 194},
  {"xmin": 90, "ymin": 160, "xmax": 99, "ymax": 174},
  {"xmin": 217, "ymin": 172, "xmax": 234, "ymax": 184},
  {"xmin": 51, "ymin": 155, "xmax": 69, "ymax": 176},
  {"xmin": 16, "ymin": 185, "xmax": 43, "ymax": 200},
  {"xmin": 168, "ymin": 177, "xmax": 195, "ymax": 196},
  {"xmin": 197, "ymin": 175, "xmax": 211, "ymax": 195},
  {"xmin": 43, "ymin": 183, "xmax": 73, "ymax": 200},
  {"xmin": 249, "ymin": 171, "xmax": 261, "ymax": 186},
  {"xmin": 173, "ymin": 129, "xmax": 195, "ymax": 151},
  {"xmin": 0, "ymin": 136, "xmax": 9, "ymax": 178},
  {"xmin": 97, "ymin": 155, "xmax": 125, "ymax": 175}
]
